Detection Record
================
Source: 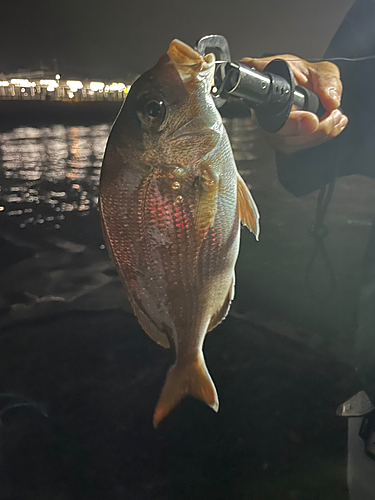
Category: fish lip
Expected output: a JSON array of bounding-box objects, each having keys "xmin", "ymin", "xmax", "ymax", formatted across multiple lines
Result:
[
  {"xmin": 167, "ymin": 39, "xmax": 216, "ymax": 84},
  {"xmin": 168, "ymin": 39, "xmax": 202, "ymax": 64}
]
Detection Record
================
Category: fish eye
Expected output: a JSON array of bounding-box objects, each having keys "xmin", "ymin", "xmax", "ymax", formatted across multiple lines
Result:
[
  {"xmin": 145, "ymin": 101, "xmax": 162, "ymax": 118},
  {"xmin": 136, "ymin": 94, "xmax": 167, "ymax": 128}
]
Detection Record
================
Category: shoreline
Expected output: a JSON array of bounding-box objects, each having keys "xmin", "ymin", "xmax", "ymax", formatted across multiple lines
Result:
[
  {"xmin": 0, "ymin": 99, "xmax": 251, "ymax": 131},
  {"xmin": 0, "ymin": 101, "xmax": 123, "ymax": 131}
]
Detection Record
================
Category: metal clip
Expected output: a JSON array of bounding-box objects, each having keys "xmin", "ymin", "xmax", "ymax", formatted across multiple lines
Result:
[{"xmin": 196, "ymin": 35, "xmax": 231, "ymax": 108}]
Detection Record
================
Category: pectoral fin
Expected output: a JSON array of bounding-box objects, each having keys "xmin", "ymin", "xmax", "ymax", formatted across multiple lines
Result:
[
  {"xmin": 237, "ymin": 173, "xmax": 260, "ymax": 240},
  {"xmin": 194, "ymin": 165, "xmax": 218, "ymax": 242}
]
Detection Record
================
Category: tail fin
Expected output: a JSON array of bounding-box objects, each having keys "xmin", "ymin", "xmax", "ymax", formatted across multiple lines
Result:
[{"xmin": 153, "ymin": 352, "xmax": 219, "ymax": 428}]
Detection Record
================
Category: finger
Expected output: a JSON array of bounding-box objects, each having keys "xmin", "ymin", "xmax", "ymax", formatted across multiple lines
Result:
[
  {"xmin": 329, "ymin": 114, "xmax": 348, "ymax": 138},
  {"xmin": 309, "ymin": 62, "xmax": 342, "ymax": 112},
  {"xmin": 268, "ymin": 114, "xmax": 348, "ymax": 154},
  {"xmin": 276, "ymin": 108, "xmax": 343, "ymax": 138},
  {"xmin": 240, "ymin": 55, "xmax": 310, "ymax": 85},
  {"xmin": 276, "ymin": 111, "xmax": 320, "ymax": 136},
  {"xmin": 315, "ymin": 108, "xmax": 345, "ymax": 136}
]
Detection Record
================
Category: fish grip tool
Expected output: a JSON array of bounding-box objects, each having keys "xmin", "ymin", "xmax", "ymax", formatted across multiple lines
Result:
[{"xmin": 196, "ymin": 34, "xmax": 325, "ymax": 133}]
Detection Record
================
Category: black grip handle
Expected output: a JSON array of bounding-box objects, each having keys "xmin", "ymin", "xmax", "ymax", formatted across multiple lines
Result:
[
  {"xmin": 294, "ymin": 85, "xmax": 326, "ymax": 118},
  {"xmin": 214, "ymin": 59, "xmax": 335, "ymax": 131},
  {"xmin": 255, "ymin": 59, "xmax": 330, "ymax": 132}
]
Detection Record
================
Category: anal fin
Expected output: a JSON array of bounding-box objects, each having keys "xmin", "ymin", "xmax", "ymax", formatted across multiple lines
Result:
[
  {"xmin": 101, "ymin": 212, "xmax": 170, "ymax": 349},
  {"xmin": 237, "ymin": 173, "xmax": 260, "ymax": 240},
  {"xmin": 207, "ymin": 274, "xmax": 235, "ymax": 332},
  {"xmin": 131, "ymin": 300, "xmax": 170, "ymax": 349}
]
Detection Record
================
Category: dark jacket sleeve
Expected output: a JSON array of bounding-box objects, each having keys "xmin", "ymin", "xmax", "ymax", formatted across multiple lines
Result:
[{"xmin": 276, "ymin": 0, "xmax": 375, "ymax": 197}]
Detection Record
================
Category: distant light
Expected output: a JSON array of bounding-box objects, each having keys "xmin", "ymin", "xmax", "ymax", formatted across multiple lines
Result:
[
  {"xmin": 104, "ymin": 85, "xmax": 110, "ymax": 93},
  {"xmin": 55, "ymin": 74, "xmax": 61, "ymax": 80},
  {"xmin": 90, "ymin": 81, "xmax": 105, "ymax": 92},
  {"xmin": 21, "ymin": 88, "xmax": 25, "ymax": 92},
  {"xmin": 40, "ymin": 79, "xmax": 59, "ymax": 89},
  {"xmin": 109, "ymin": 82, "xmax": 125, "ymax": 92},
  {"xmin": 0, "ymin": 81, "xmax": 9, "ymax": 87},
  {"xmin": 67, "ymin": 80, "xmax": 83, "ymax": 92},
  {"xmin": 40, "ymin": 79, "xmax": 58, "ymax": 86},
  {"xmin": 68, "ymin": 92, "xmax": 74, "ymax": 99},
  {"xmin": 11, "ymin": 79, "xmax": 33, "ymax": 87}
]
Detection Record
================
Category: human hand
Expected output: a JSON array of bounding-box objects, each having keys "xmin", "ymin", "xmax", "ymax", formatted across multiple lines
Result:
[{"xmin": 240, "ymin": 54, "xmax": 348, "ymax": 154}]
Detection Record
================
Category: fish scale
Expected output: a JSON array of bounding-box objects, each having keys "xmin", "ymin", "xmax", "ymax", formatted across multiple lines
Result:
[{"xmin": 142, "ymin": 175, "xmax": 198, "ymax": 335}]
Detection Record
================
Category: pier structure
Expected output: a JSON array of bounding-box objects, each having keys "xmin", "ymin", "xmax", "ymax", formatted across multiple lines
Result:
[{"xmin": 0, "ymin": 69, "xmax": 131, "ymax": 101}]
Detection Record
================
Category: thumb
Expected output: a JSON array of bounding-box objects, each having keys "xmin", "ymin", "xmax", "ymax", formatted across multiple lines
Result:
[{"xmin": 320, "ymin": 84, "xmax": 342, "ymax": 113}]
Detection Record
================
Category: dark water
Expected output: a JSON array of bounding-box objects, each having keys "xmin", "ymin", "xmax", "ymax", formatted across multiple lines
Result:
[
  {"xmin": 0, "ymin": 124, "xmax": 109, "ymax": 231},
  {"xmin": 0, "ymin": 117, "xmax": 374, "ymax": 499}
]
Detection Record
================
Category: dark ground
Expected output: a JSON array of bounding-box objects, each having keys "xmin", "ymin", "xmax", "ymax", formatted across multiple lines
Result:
[{"xmin": 0, "ymin": 304, "xmax": 352, "ymax": 500}]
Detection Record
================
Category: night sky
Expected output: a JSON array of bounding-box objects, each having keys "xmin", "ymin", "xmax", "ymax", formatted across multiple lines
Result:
[{"xmin": 1, "ymin": 0, "xmax": 354, "ymax": 81}]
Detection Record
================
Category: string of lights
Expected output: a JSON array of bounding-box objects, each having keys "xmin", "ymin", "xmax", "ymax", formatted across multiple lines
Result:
[{"xmin": 0, "ymin": 72, "xmax": 131, "ymax": 101}]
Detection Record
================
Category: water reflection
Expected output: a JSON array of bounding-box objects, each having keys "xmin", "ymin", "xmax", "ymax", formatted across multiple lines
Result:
[
  {"xmin": 0, "ymin": 124, "xmax": 110, "ymax": 229},
  {"xmin": 0, "ymin": 119, "xmax": 257, "ymax": 230}
]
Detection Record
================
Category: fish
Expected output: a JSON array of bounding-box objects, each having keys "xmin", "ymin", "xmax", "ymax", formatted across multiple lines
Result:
[{"xmin": 99, "ymin": 39, "xmax": 260, "ymax": 428}]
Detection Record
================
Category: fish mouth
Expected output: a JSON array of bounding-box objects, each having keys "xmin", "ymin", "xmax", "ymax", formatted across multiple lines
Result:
[{"xmin": 167, "ymin": 39, "xmax": 215, "ymax": 88}]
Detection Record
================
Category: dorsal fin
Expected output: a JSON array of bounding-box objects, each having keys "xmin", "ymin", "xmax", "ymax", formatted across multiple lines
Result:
[{"xmin": 237, "ymin": 173, "xmax": 260, "ymax": 240}]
